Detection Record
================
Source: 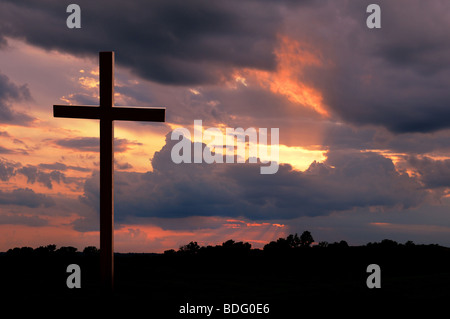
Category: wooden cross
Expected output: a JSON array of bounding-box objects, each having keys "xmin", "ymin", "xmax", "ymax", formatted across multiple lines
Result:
[{"xmin": 54, "ymin": 52, "xmax": 165, "ymax": 290}]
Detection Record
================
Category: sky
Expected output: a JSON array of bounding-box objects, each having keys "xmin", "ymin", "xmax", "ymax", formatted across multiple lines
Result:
[{"xmin": 0, "ymin": 0, "xmax": 450, "ymax": 252}]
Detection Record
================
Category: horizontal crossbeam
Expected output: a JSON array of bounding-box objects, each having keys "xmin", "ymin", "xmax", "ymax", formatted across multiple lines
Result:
[
  {"xmin": 54, "ymin": 105, "xmax": 166, "ymax": 122},
  {"xmin": 54, "ymin": 105, "xmax": 100, "ymax": 119}
]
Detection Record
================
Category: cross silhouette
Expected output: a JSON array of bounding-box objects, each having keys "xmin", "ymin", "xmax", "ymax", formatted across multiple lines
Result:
[{"xmin": 54, "ymin": 52, "xmax": 165, "ymax": 290}]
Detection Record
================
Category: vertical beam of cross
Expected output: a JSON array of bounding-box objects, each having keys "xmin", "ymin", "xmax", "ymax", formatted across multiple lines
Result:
[
  {"xmin": 99, "ymin": 52, "xmax": 115, "ymax": 290},
  {"xmin": 53, "ymin": 52, "xmax": 166, "ymax": 290}
]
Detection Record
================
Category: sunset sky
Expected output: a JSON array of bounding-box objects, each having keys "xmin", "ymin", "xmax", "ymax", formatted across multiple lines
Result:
[{"xmin": 0, "ymin": 0, "xmax": 450, "ymax": 252}]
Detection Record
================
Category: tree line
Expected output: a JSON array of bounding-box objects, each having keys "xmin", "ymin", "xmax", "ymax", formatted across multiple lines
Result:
[
  {"xmin": 164, "ymin": 231, "xmax": 437, "ymax": 256},
  {"xmin": 1, "ymin": 231, "xmax": 441, "ymax": 257},
  {"xmin": 4, "ymin": 244, "xmax": 99, "ymax": 256}
]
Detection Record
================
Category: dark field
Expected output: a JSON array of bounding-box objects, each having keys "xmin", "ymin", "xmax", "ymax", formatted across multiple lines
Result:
[{"xmin": 1, "ymin": 240, "xmax": 449, "ymax": 316}]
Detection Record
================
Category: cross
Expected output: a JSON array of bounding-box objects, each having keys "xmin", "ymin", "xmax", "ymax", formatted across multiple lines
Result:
[{"xmin": 53, "ymin": 52, "xmax": 165, "ymax": 290}]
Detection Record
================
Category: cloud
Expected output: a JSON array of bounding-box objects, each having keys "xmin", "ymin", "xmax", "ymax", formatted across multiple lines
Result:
[
  {"xmin": 0, "ymin": 71, "xmax": 34, "ymax": 125},
  {"xmin": 0, "ymin": 158, "xmax": 18, "ymax": 181},
  {"xmin": 0, "ymin": 145, "xmax": 14, "ymax": 154},
  {"xmin": 0, "ymin": 159, "xmax": 87, "ymax": 190},
  {"xmin": 384, "ymin": 131, "xmax": 450, "ymax": 155},
  {"xmin": 38, "ymin": 162, "xmax": 68, "ymax": 171},
  {"xmin": 53, "ymin": 137, "xmax": 142, "ymax": 153},
  {"xmin": 16, "ymin": 165, "xmax": 66, "ymax": 189},
  {"xmin": 38, "ymin": 162, "xmax": 91, "ymax": 172},
  {"xmin": 282, "ymin": 0, "xmax": 450, "ymax": 133},
  {"xmin": 0, "ymin": 188, "xmax": 54, "ymax": 208},
  {"xmin": 75, "ymin": 134, "xmax": 427, "ymax": 231},
  {"xmin": 61, "ymin": 93, "xmax": 99, "ymax": 106},
  {"xmin": 0, "ymin": 36, "xmax": 7, "ymax": 49},
  {"xmin": 407, "ymin": 156, "xmax": 450, "ymax": 189},
  {"xmin": 0, "ymin": 213, "xmax": 48, "ymax": 227},
  {"xmin": 3, "ymin": 0, "xmax": 449, "ymax": 135},
  {"xmin": 115, "ymin": 160, "xmax": 133, "ymax": 170},
  {"xmin": 0, "ymin": 0, "xmax": 303, "ymax": 85}
]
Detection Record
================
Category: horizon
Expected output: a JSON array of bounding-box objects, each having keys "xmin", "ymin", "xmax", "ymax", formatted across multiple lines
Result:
[{"xmin": 2, "ymin": 233, "xmax": 448, "ymax": 254}]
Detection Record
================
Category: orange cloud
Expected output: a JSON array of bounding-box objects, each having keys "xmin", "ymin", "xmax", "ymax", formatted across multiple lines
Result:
[
  {"xmin": 233, "ymin": 35, "xmax": 329, "ymax": 116},
  {"xmin": 78, "ymin": 76, "xmax": 99, "ymax": 90},
  {"xmin": 224, "ymin": 219, "xmax": 285, "ymax": 230}
]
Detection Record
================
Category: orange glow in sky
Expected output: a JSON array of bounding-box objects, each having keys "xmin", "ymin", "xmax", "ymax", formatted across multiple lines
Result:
[{"xmin": 233, "ymin": 35, "xmax": 329, "ymax": 117}]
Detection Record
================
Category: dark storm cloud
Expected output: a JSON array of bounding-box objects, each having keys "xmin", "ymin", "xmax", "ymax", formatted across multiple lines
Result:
[
  {"xmin": 0, "ymin": 72, "xmax": 34, "ymax": 125},
  {"xmin": 385, "ymin": 131, "xmax": 450, "ymax": 154},
  {"xmin": 0, "ymin": 0, "xmax": 301, "ymax": 85},
  {"xmin": 74, "ymin": 134, "xmax": 426, "ymax": 231},
  {"xmin": 2, "ymin": 0, "xmax": 447, "ymax": 133},
  {"xmin": 366, "ymin": 1, "xmax": 450, "ymax": 76},
  {"xmin": 320, "ymin": 122, "xmax": 450, "ymax": 156},
  {"xmin": 407, "ymin": 156, "xmax": 450, "ymax": 189},
  {"xmin": 288, "ymin": 0, "xmax": 450, "ymax": 133},
  {"xmin": 54, "ymin": 137, "xmax": 142, "ymax": 152}
]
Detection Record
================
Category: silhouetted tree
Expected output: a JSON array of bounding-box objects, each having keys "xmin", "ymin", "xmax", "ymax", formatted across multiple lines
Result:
[
  {"xmin": 264, "ymin": 237, "xmax": 290, "ymax": 251},
  {"xmin": 299, "ymin": 231, "xmax": 314, "ymax": 248},
  {"xmin": 83, "ymin": 246, "xmax": 99, "ymax": 256},
  {"xmin": 263, "ymin": 233, "xmax": 314, "ymax": 251},
  {"xmin": 329, "ymin": 240, "xmax": 349, "ymax": 249},
  {"xmin": 35, "ymin": 244, "xmax": 57, "ymax": 256},
  {"xmin": 222, "ymin": 239, "xmax": 236, "ymax": 248},
  {"xmin": 6, "ymin": 247, "xmax": 34, "ymax": 256},
  {"xmin": 179, "ymin": 241, "xmax": 200, "ymax": 255},
  {"xmin": 220, "ymin": 240, "xmax": 251, "ymax": 255},
  {"xmin": 317, "ymin": 241, "xmax": 329, "ymax": 248},
  {"xmin": 164, "ymin": 249, "xmax": 176, "ymax": 255},
  {"xmin": 338, "ymin": 240, "xmax": 349, "ymax": 248},
  {"xmin": 380, "ymin": 239, "xmax": 398, "ymax": 248},
  {"xmin": 56, "ymin": 246, "xmax": 78, "ymax": 255},
  {"xmin": 405, "ymin": 240, "xmax": 415, "ymax": 247},
  {"xmin": 222, "ymin": 240, "xmax": 251, "ymax": 250},
  {"xmin": 263, "ymin": 240, "xmax": 279, "ymax": 252},
  {"xmin": 286, "ymin": 233, "xmax": 301, "ymax": 248}
]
